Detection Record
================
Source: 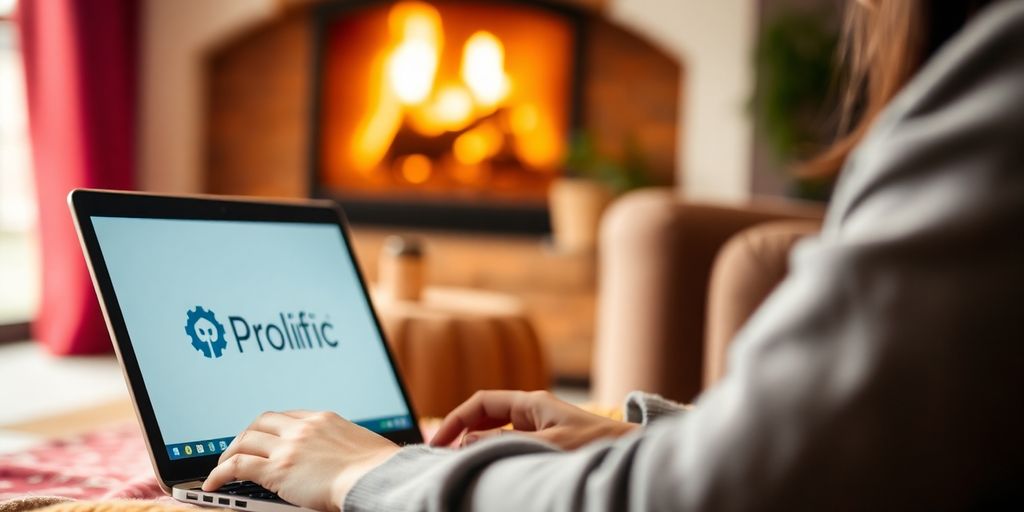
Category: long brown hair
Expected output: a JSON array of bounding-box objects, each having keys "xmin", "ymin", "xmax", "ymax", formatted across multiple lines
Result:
[{"xmin": 802, "ymin": 0, "xmax": 996, "ymax": 178}]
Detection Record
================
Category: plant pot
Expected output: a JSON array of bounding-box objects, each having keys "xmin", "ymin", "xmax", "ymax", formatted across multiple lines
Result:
[{"xmin": 548, "ymin": 177, "xmax": 614, "ymax": 254}]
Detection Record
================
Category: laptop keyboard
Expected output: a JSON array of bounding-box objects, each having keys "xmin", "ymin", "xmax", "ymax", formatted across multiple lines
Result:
[{"xmin": 213, "ymin": 481, "xmax": 286, "ymax": 503}]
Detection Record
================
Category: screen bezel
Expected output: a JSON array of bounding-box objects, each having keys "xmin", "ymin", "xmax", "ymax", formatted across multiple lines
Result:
[{"xmin": 68, "ymin": 189, "xmax": 423, "ymax": 487}]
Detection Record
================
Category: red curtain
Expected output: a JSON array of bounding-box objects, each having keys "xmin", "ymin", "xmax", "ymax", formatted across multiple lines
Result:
[{"xmin": 18, "ymin": 0, "xmax": 137, "ymax": 355}]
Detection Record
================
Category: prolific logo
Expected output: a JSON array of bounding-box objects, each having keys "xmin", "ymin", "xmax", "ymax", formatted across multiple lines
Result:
[
  {"xmin": 185, "ymin": 306, "xmax": 228, "ymax": 358},
  {"xmin": 184, "ymin": 305, "xmax": 339, "ymax": 359}
]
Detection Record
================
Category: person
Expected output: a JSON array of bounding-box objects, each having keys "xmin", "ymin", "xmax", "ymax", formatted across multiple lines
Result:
[{"xmin": 203, "ymin": 0, "xmax": 1024, "ymax": 509}]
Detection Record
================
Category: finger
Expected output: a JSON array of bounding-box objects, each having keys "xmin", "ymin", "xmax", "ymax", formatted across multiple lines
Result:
[
  {"xmin": 202, "ymin": 454, "xmax": 270, "ymax": 491},
  {"xmin": 460, "ymin": 427, "xmax": 506, "ymax": 447},
  {"xmin": 278, "ymin": 410, "xmax": 318, "ymax": 419},
  {"xmin": 431, "ymin": 391, "xmax": 538, "ymax": 447},
  {"xmin": 248, "ymin": 411, "xmax": 298, "ymax": 435},
  {"xmin": 431, "ymin": 391, "xmax": 515, "ymax": 446},
  {"xmin": 219, "ymin": 430, "xmax": 279, "ymax": 464}
]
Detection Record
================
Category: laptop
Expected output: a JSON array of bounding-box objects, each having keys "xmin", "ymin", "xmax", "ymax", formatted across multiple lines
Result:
[{"xmin": 69, "ymin": 189, "xmax": 423, "ymax": 511}]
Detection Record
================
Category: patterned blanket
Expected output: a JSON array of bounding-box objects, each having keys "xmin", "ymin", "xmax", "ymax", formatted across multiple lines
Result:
[{"xmin": 0, "ymin": 423, "xmax": 165, "ymax": 502}]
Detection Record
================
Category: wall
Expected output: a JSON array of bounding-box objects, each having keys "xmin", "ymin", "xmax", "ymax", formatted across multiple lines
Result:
[
  {"xmin": 138, "ymin": 0, "xmax": 279, "ymax": 193},
  {"xmin": 607, "ymin": 0, "xmax": 757, "ymax": 202}
]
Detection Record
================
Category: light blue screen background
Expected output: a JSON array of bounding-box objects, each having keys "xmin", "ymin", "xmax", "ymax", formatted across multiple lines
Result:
[{"xmin": 91, "ymin": 216, "xmax": 410, "ymax": 445}]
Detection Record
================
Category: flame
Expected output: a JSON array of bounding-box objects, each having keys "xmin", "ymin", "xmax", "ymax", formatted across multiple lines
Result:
[
  {"xmin": 399, "ymin": 154, "xmax": 433, "ymax": 184},
  {"xmin": 427, "ymin": 84, "xmax": 475, "ymax": 132},
  {"xmin": 349, "ymin": 1, "xmax": 561, "ymax": 179},
  {"xmin": 453, "ymin": 121, "xmax": 503, "ymax": 165},
  {"xmin": 386, "ymin": 2, "xmax": 441, "ymax": 104},
  {"xmin": 388, "ymin": 41, "xmax": 438, "ymax": 105},
  {"xmin": 509, "ymin": 102, "xmax": 558, "ymax": 169},
  {"xmin": 510, "ymin": 104, "xmax": 539, "ymax": 135},
  {"xmin": 461, "ymin": 31, "xmax": 511, "ymax": 110},
  {"xmin": 352, "ymin": 2, "xmax": 443, "ymax": 172},
  {"xmin": 350, "ymin": 57, "xmax": 402, "ymax": 175}
]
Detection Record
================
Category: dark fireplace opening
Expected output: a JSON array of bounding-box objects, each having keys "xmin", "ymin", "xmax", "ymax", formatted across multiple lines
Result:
[{"xmin": 309, "ymin": 0, "xmax": 585, "ymax": 232}]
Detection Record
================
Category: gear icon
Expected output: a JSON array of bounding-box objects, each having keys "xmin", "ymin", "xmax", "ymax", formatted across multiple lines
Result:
[{"xmin": 185, "ymin": 306, "xmax": 228, "ymax": 358}]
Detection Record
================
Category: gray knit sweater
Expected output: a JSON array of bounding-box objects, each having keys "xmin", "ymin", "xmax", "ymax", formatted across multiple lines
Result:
[{"xmin": 346, "ymin": 2, "xmax": 1024, "ymax": 510}]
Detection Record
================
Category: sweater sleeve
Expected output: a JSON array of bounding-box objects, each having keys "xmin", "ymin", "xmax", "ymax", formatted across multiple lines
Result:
[
  {"xmin": 623, "ymin": 391, "xmax": 690, "ymax": 425},
  {"xmin": 344, "ymin": 3, "xmax": 1024, "ymax": 511}
]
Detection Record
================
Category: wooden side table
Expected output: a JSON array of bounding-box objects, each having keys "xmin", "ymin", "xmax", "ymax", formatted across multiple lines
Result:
[{"xmin": 372, "ymin": 286, "xmax": 549, "ymax": 418}]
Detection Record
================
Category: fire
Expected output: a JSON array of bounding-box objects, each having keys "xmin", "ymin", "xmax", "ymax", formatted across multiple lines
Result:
[
  {"xmin": 398, "ymin": 154, "xmax": 433, "ymax": 184},
  {"xmin": 386, "ymin": 2, "xmax": 441, "ymax": 105},
  {"xmin": 462, "ymin": 31, "xmax": 510, "ymax": 109},
  {"xmin": 348, "ymin": 1, "xmax": 559, "ymax": 183},
  {"xmin": 453, "ymin": 121, "xmax": 503, "ymax": 166}
]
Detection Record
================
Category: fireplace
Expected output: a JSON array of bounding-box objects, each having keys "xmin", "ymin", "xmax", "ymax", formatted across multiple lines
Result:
[
  {"xmin": 204, "ymin": 0, "xmax": 681, "ymax": 233},
  {"xmin": 310, "ymin": 0, "xmax": 583, "ymax": 232}
]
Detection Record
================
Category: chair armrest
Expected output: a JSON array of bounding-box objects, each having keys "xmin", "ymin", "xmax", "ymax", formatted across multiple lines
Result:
[
  {"xmin": 704, "ymin": 220, "xmax": 822, "ymax": 388},
  {"xmin": 591, "ymin": 188, "xmax": 823, "ymax": 406}
]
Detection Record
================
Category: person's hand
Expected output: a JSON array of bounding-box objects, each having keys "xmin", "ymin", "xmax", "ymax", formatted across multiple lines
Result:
[
  {"xmin": 430, "ymin": 390, "xmax": 638, "ymax": 450},
  {"xmin": 202, "ymin": 411, "xmax": 399, "ymax": 512}
]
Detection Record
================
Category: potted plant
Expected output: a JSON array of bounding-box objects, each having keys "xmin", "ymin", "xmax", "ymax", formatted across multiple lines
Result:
[
  {"xmin": 752, "ymin": 8, "xmax": 839, "ymax": 201},
  {"xmin": 549, "ymin": 132, "xmax": 650, "ymax": 253}
]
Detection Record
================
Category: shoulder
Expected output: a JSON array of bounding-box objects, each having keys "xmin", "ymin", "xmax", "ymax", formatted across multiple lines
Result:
[
  {"xmin": 826, "ymin": 0, "xmax": 1024, "ymax": 237},
  {"xmin": 897, "ymin": 0, "xmax": 1024, "ymax": 117}
]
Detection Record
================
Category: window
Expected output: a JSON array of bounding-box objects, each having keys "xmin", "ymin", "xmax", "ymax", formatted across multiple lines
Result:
[{"xmin": 0, "ymin": 0, "xmax": 38, "ymax": 337}]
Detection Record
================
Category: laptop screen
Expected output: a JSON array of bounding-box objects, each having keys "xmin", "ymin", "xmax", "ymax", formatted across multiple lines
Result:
[{"xmin": 90, "ymin": 216, "xmax": 414, "ymax": 461}]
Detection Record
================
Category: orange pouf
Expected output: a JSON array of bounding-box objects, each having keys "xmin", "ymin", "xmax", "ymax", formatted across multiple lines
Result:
[{"xmin": 374, "ymin": 286, "xmax": 550, "ymax": 418}]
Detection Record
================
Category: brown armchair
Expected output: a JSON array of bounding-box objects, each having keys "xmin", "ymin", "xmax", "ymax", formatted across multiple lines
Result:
[{"xmin": 591, "ymin": 189, "xmax": 824, "ymax": 406}]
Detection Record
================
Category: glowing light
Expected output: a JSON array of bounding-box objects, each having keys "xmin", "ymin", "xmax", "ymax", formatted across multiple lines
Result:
[
  {"xmin": 386, "ymin": 2, "xmax": 442, "ymax": 105},
  {"xmin": 351, "ymin": 56, "xmax": 404, "ymax": 174},
  {"xmin": 388, "ymin": 1, "xmax": 441, "ymax": 40},
  {"xmin": 352, "ymin": 1, "xmax": 442, "ymax": 171},
  {"xmin": 514, "ymin": 112, "xmax": 560, "ymax": 170},
  {"xmin": 453, "ymin": 132, "xmax": 488, "ymax": 165},
  {"xmin": 450, "ymin": 160, "xmax": 488, "ymax": 185},
  {"xmin": 453, "ymin": 122, "xmax": 503, "ymax": 165},
  {"xmin": 510, "ymin": 104, "xmax": 539, "ymax": 136},
  {"xmin": 345, "ymin": 1, "xmax": 565, "ymax": 182},
  {"xmin": 429, "ymin": 84, "xmax": 475, "ymax": 131},
  {"xmin": 388, "ymin": 40, "xmax": 438, "ymax": 104},
  {"xmin": 400, "ymin": 154, "xmax": 433, "ymax": 184},
  {"xmin": 461, "ymin": 31, "xmax": 510, "ymax": 108}
]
